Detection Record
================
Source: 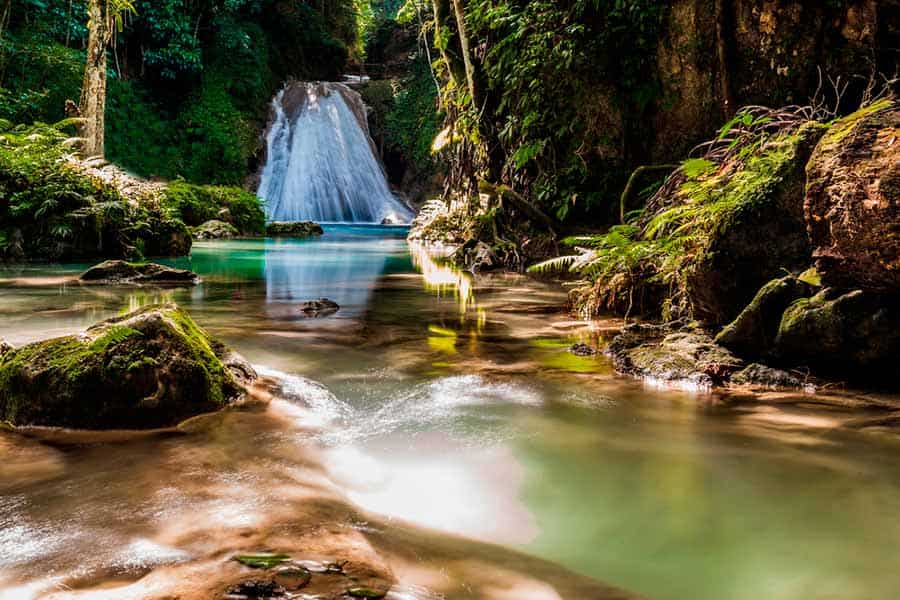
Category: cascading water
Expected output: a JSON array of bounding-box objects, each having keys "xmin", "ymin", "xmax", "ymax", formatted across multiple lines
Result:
[{"xmin": 257, "ymin": 81, "xmax": 414, "ymax": 224}]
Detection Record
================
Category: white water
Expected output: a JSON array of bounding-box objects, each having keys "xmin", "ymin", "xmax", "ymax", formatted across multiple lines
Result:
[{"xmin": 258, "ymin": 82, "xmax": 414, "ymax": 224}]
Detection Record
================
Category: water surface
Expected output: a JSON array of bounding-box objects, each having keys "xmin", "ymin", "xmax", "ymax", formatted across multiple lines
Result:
[{"xmin": 2, "ymin": 225, "xmax": 900, "ymax": 599}]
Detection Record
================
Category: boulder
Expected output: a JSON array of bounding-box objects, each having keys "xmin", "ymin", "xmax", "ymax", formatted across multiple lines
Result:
[
  {"xmin": 266, "ymin": 221, "xmax": 324, "ymax": 238},
  {"xmin": 678, "ymin": 121, "xmax": 827, "ymax": 323},
  {"xmin": 80, "ymin": 260, "xmax": 199, "ymax": 285},
  {"xmin": 607, "ymin": 323, "xmax": 744, "ymax": 389},
  {"xmin": 193, "ymin": 219, "xmax": 239, "ymax": 240},
  {"xmin": 731, "ymin": 363, "xmax": 803, "ymax": 389},
  {"xmin": 0, "ymin": 304, "xmax": 256, "ymax": 429},
  {"xmin": 716, "ymin": 275, "xmax": 813, "ymax": 358},
  {"xmin": 0, "ymin": 340, "xmax": 12, "ymax": 357},
  {"xmin": 805, "ymin": 99, "xmax": 900, "ymax": 292},
  {"xmin": 299, "ymin": 298, "xmax": 340, "ymax": 318},
  {"xmin": 774, "ymin": 288, "xmax": 900, "ymax": 375}
]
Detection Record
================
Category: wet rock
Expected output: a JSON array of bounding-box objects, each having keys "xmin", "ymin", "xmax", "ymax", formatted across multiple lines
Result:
[
  {"xmin": 272, "ymin": 565, "xmax": 311, "ymax": 590},
  {"xmin": 731, "ymin": 363, "xmax": 803, "ymax": 389},
  {"xmin": 79, "ymin": 260, "xmax": 199, "ymax": 285},
  {"xmin": 299, "ymin": 298, "xmax": 340, "ymax": 318},
  {"xmin": 194, "ymin": 220, "xmax": 240, "ymax": 240},
  {"xmin": 0, "ymin": 340, "xmax": 11, "ymax": 357},
  {"xmin": 266, "ymin": 221, "xmax": 324, "ymax": 238},
  {"xmin": 0, "ymin": 304, "xmax": 254, "ymax": 429},
  {"xmin": 347, "ymin": 587, "xmax": 387, "ymax": 599},
  {"xmin": 223, "ymin": 580, "xmax": 286, "ymax": 598},
  {"xmin": 716, "ymin": 275, "xmax": 813, "ymax": 358},
  {"xmin": 451, "ymin": 240, "xmax": 499, "ymax": 273},
  {"xmin": 774, "ymin": 288, "xmax": 900, "ymax": 377},
  {"xmin": 569, "ymin": 343, "xmax": 597, "ymax": 357},
  {"xmin": 607, "ymin": 323, "xmax": 745, "ymax": 388},
  {"xmin": 805, "ymin": 99, "xmax": 900, "ymax": 292}
]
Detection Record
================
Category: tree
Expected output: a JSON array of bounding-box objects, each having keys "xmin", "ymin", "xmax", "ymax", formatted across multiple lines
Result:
[{"xmin": 80, "ymin": 0, "xmax": 134, "ymax": 158}]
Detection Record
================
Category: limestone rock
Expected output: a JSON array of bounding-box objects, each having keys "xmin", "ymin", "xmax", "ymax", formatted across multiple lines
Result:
[
  {"xmin": 716, "ymin": 275, "xmax": 813, "ymax": 358},
  {"xmin": 193, "ymin": 220, "xmax": 239, "ymax": 240},
  {"xmin": 805, "ymin": 99, "xmax": 900, "ymax": 292},
  {"xmin": 266, "ymin": 221, "xmax": 324, "ymax": 238},
  {"xmin": 80, "ymin": 260, "xmax": 199, "ymax": 285},
  {"xmin": 0, "ymin": 304, "xmax": 255, "ymax": 429}
]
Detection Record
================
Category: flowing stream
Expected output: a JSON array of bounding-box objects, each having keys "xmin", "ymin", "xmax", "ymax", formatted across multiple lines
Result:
[
  {"xmin": 2, "ymin": 227, "xmax": 900, "ymax": 599},
  {"xmin": 257, "ymin": 83, "xmax": 413, "ymax": 224}
]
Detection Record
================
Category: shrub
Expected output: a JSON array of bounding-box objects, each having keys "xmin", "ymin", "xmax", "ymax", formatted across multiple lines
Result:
[{"xmin": 162, "ymin": 182, "xmax": 265, "ymax": 235}]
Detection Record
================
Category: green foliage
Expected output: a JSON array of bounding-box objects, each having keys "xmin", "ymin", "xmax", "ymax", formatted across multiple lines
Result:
[
  {"xmin": 0, "ymin": 120, "xmax": 190, "ymax": 261},
  {"xmin": 162, "ymin": 181, "xmax": 264, "ymax": 234},
  {"xmin": 385, "ymin": 56, "xmax": 442, "ymax": 172},
  {"xmin": 448, "ymin": 0, "xmax": 666, "ymax": 220}
]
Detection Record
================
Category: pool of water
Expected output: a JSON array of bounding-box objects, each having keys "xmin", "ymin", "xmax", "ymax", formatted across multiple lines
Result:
[{"xmin": 2, "ymin": 225, "xmax": 900, "ymax": 599}]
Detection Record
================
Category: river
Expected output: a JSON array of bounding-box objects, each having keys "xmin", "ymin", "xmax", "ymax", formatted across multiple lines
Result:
[{"xmin": 1, "ymin": 225, "xmax": 900, "ymax": 599}]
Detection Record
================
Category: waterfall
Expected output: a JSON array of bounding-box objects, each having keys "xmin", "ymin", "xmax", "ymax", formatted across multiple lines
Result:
[{"xmin": 257, "ymin": 82, "xmax": 414, "ymax": 224}]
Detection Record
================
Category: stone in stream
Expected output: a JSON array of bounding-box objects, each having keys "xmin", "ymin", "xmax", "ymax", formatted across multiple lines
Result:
[
  {"xmin": 194, "ymin": 219, "xmax": 240, "ymax": 240},
  {"xmin": 223, "ymin": 580, "xmax": 286, "ymax": 598},
  {"xmin": 299, "ymin": 298, "xmax": 340, "ymax": 318},
  {"xmin": 79, "ymin": 259, "xmax": 199, "ymax": 285},
  {"xmin": 0, "ymin": 304, "xmax": 257, "ymax": 429},
  {"xmin": 266, "ymin": 221, "xmax": 324, "ymax": 238}
]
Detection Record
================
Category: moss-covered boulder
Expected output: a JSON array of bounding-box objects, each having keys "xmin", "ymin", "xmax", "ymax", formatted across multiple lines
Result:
[
  {"xmin": 805, "ymin": 99, "xmax": 900, "ymax": 292},
  {"xmin": 193, "ymin": 219, "xmax": 239, "ymax": 240},
  {"xmin": 607, "ymin": 323, "xmax": 745, "ymax": 389},
  {"xmin": 774, "ymin": 288, "xmax": 900, "ymax": 377},
  {"xmin": 266, "ymin": 221, "xmax": 324, "ymax": 237},
  {"xmin": 0, "ymin": 304, "xmax": 255, "ymax": 429},
  {"xmin": 673, "ymin": 121, "xmax": 827, "ymax": 323},
  {"xmin": 80, "ymin": 260, "xmax": 199, "ymax": 285},
  {"xmin": 716, "ymin": 275, "xmax": 813, "ymax": 358}
]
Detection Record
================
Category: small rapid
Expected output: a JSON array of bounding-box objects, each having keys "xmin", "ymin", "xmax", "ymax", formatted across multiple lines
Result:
[{"xmin": 257, "ymin": 82, "xmax": 413, "ymax": 224}]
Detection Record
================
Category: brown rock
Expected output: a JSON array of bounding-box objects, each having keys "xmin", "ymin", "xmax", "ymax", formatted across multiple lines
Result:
[{"xmin": 805, "ymin": 99, "xmax": 900, "ymax": 292}]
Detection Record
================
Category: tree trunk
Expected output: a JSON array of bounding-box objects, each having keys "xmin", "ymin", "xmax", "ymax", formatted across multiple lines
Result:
[
  {"xmin": 450, "ymin": 0, "xmax": 481, "ymax": 109},
  {"xmin": 81, "ymin": 0, "xmax": 111, "ymax": 158},
  {"xmin": 714, "ymin": 0, "xmax": 735, "ymax": 118},
  {"xmin": 431, "ymin": 0, "xmax": 466, "ymax": 88}
]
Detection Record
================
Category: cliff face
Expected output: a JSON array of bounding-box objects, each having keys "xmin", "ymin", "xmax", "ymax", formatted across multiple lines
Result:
[{"xmin": 652, "ymin": 0, "xmax": 893, "ymax": 159}]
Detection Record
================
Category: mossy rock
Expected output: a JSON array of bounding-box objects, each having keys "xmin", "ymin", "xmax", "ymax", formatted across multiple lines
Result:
[
  {"xmin": 266, "ymin": 222, "xmax": 324, "ymax": 238},
  {"xmin": 193, "ymin": 220, "xmax": 240, "ymax": 240},
  {"xmin": 608, "ymin": 324, "xmax": 745, "ymax": 388},
  {"xmin": 716, "ymin": 275, "xmax": 813, "ymax": 359},
  {"xmin": 79, "ymin": 260, "xmax": 199, "ymax": 285},
  {"xmin": 0, "ymin": 304, "xmax": 255, "ymax": 429},
  {"xmin": 676, "ymin": 121, "xmax": 827, "ymax": 323},
  {"xmin": 775, "ymin": 288, "xmax": 900, "ymax": 378}
]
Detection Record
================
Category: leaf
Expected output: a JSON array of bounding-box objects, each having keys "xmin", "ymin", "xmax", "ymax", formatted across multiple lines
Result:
[{"xmin": 233, "ymin": 553, "xmax": 292, "ymax": 569}]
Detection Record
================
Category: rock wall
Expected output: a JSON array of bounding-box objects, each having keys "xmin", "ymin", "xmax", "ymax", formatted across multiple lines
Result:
[{"xmin": 652, "ymin": 0, "xmax": 893, "ymax": 159}]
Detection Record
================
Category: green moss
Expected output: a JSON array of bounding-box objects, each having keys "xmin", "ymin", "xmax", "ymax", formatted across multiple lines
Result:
[
  {"xmin": 233, "ymin": 553, "xmax": 292, "ymax": 569},
  {"xmin": 0, "ymin": 304, "xmax": 240, "ymax": 429},
  {"xmin": 162, "ymin": 182, "xmax": 265, "ymax": 235},
  {"xmin": 820, "ymin": 99, "xmax": 893, "ymax": 148}
]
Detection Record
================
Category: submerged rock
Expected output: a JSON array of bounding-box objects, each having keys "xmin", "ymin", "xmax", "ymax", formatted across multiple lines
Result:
[
  {"xmin": 299, "ymin": 298, "xmax": 340, "ymax": 318},
  {"xmin": 80, "ymin": 260, "xmax": 199, "ymax": 285},
  {"xmin": 805, "ymin": 99, "xmax": 900, "ymax": 292},
  {"xmin": 0, "ymin": 304, "xmax": 255, "ymax": 429},
  {"xmin": 223, "ymin": 580, "xmax": 286, "ymax": 599},
  {"xmin": 194, "ymin": 219, "xmax": 239, "ymax": 240},
  {"xmin": 716, "ymin": 275, "xmax": 813, "ymax": 358},
  {"xmin": 570, "ymin": 343, "xmax": 597, "ymax": 357},
  {"xmin": 266, "ymin": 221, "xmax": 324, "ymax": 238}
]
